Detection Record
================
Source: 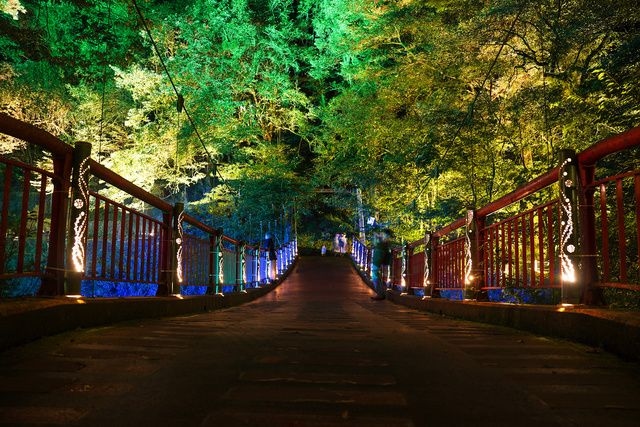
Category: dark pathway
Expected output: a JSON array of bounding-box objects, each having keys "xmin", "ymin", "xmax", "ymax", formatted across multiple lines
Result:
[{"xmin": 0, "ymin": 256, "xmax": 639, "ymax": 426}]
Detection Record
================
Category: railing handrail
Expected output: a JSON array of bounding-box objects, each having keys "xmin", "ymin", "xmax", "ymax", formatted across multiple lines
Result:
[
  {"xmin": 89, "ymin": 160, "xmax": 174, "ymax": 212},
  {"xmin": 577, "ymin": 126, "xmax": 640, "ymax": 166},
  {"xmin": 0, "ymin": 112, "xmax": 73, "ymax": 157}
]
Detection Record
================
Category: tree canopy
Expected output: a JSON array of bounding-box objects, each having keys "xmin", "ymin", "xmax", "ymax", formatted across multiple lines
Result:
[{"xmin": 2, "ymin": 0, "xmax": 639, "ymax": 244}]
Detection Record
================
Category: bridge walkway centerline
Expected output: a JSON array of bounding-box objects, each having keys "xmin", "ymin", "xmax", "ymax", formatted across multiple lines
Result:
[{"xmin": 0, "ymin": 255, "xmax": 639, "ymax": 426}]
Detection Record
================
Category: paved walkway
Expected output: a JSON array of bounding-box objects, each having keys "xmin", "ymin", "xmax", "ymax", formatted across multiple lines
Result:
[{"xmin": 0, "ymin": 256, "xmax": 639, "ymax": 426}]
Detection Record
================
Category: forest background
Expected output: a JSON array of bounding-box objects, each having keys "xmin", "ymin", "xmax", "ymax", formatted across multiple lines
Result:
[{"xmin": 1, "ymin": 0, "xmax": 639, "ymax": 247}]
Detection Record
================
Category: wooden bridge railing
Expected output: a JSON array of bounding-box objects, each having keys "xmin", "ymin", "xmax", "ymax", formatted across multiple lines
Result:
[
  {"xmin": 353, "ymin": 126, "xmax": 640, "ymax": 305},
  {"xmin": 0, "ymin": 113, "xmax": 296, "ymax": 298}
]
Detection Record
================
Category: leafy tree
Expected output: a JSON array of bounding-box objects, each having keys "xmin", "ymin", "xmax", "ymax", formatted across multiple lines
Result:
[{"xmin": 1, "ymin": 0, "xmax": 639, "ymax": 245}]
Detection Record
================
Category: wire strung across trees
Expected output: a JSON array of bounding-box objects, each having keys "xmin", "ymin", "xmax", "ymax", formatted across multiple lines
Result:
[{"xmin": 130, "ymin": 0, "xmax": 229, "ymax": 191}]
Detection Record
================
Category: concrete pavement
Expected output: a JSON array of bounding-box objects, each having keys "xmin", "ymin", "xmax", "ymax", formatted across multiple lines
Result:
[{"xmin": 0, "ymin": 256, "xmax": 639, "ymax": 426}]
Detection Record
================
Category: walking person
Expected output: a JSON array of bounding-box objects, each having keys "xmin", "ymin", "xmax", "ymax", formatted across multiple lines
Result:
[
  {"xmin": 371, "ymin": 229, "xmax": 391, "ymax": 300},
  {"xmin": 338, "ymin": 233, "xmax": 347, "ymax": 255}
]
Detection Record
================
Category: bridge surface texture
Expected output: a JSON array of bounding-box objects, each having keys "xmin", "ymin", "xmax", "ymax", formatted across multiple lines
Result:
[{"xmin": 1, "ymin": 256, "xmax": 639, "ymax": 427}]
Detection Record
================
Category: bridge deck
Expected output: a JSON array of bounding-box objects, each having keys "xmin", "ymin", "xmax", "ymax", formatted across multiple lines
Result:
[{"xmin": 0, "ymin": 256, "xmax": 639, "ymax": 426}]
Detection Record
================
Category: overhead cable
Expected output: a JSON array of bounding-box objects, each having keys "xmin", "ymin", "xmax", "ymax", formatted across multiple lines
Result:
[{"xmin": 130, "ymin": 0, "xmax": 227, "ymax": 187}]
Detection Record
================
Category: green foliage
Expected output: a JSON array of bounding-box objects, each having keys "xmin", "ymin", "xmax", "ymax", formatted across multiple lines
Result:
[
  {"xmin": 1, "ymin": 0, "xmax": 25, "ymax": 20},
  {"xmin": 311, "ymin": 0, "xmax": 640, "ymax": 241},
  {"xmin": 1, "ymin": 0, "xmax": 639, "ymax": 249}
]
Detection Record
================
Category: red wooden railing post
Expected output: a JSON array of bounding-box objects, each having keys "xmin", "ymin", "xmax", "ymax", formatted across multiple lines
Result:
[
  {"xmin": 207, "ymin": 233, "xmax": 217, "ymax": 294},
  {"xmin": 464, "ymin": 209, "xmax": 483, "ymax": 300},
  {"xmin": 157, "ymin": 210, "xmax": 172, "ymax": 296},
  {"xmin": 423, "ymin": 232, "xmax": 433, "ymax": 296},
  {"xmin": 578, "ymin": 163, "xmax": 603, "ymax": 305},
  {"xmin": 469, "ymin": 210, "xmax": 487, "ymax": 300},
  {"xmin": 236, "ymin": 241, "xmax": 245, "ymax": 292},
  {"xmin": 429, "ymin": 234, "xmax": 440, "ymax": 298},
  {"xmin": 39, "ymin": 152, "xmax": 73, "ymax": 296},
  {"xmin": 403, "ymin": 241, "xmax": 410, "ymax": 293},
  {"xmin": 214, "ymin": 231, "xmax": 223, "ymax": 294},
  {"xmin": 65, "ymin": 141, "xmax": 91, "ymax": 297},
  {"xmin": 171, "ymin": 202, "xmax": 184, "ymax": 295},
  {"xmin": 558, "ymin": 149, "xmax": 582, "ymax": 304}
]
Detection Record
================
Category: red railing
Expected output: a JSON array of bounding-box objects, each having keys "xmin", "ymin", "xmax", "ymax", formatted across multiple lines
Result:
[
  {"xmin": 591, "ymin": 171, "xmax": 640, "ymax": 289},
  {"xmin": 0, "ymin": 113, "xmax": 296, "ymax": 297},
  {"xmin": 85, "ymin": 192, "xmax": 164, "ymax": 285},
  {"xmin": 353, "ymin": 126, "xmax": 640, "ymax": 304},
  {"xmin": 482, "ymin": 200, "xmax": 559, "ymax": 290},
  {"xmin": 0, "ymin": 158, "xmax": 58, "ymax": 283}
]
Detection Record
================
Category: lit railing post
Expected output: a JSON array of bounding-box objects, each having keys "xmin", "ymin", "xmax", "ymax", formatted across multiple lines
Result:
[
  {"xmin": 261, "ymin": 248, "xmax": 268, "ymax": 285},
  {"xmin": 170, "ymin": 202, "xmax": 184, "ymax": 296},
  {"xmin": 207, "ymin": 232, "xmax": 217, "ymax": 294},
  {"xmin": 468, "ymin": 209, "xmax": 486, "ymax": 300},
  {"xmin": 362, "ymin": 241, "xmax": 366, "ymax": 270},
  {"xmin": 237, "ymin": 241, "xmax": 246, "ymax": 292},
  {"xmin": 463, "ymin": 210, "xmax": 475, "ymax": 300},
  {"xmin": 40, "ymin": 151, "xmax": 72, "ymax": 296},
  {"xmin": 402, "ymin": 242, "xmax": 409, "ymax": 294},
  {"xmin": 253, "ymin": 247, "xmax": 260, "ymax": 287},
  {"xmin": 559, "ymin": 149, "xmax": 582, "ymax": 304},
  {"xmin": 283, "ymin": 245, "xmax": 287, "ymax": 272},
  {"xmin": 388, "ymin": 248, "xmax": 395, "ymax": 290},
  {"xmin": 157, "ymin": 210, "xmax": 172, "ymax": 296},
  {"xmin": 429, "ymin": 234, "xmax": 440, "ymax": 298},
  {"xmin": 423, "ymin": 232, "xmax": 433, "ymax": 298},
  {"xmin": 65, "ymin": 141, "xmax": 91, "ymax": 297},
  {"xmin": 213, "ymin": 230, "xmax": 223, "ymax": 294},
  {"xmin": 351, "ymin": 239, "xmax": 358, "ymax": 265},
  {"xmin": 281, "ymin": 244, "xmax": 287, "ymax": 270}
]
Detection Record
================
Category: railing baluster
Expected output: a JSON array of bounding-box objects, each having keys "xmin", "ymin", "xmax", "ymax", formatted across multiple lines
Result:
[
  {"xmin": 91, "ymin": 197, "xmax": 100, "ymax": 280},
  {"xmin": 101, "ymin": 201, "xmax": 110, "ymax": 278},
  {"xmin": 599, "ymin": 184, "xmax": 610, "ymax": 281},
  {"xmin": 635, "ymin": 175, "xmax": 640, "ymax": 282},
  {"xmin": 0, "ymin": 164, "xmax": 12, "ymax": 276},
  {"xmin": 537, "ymin": 207, "xmax": 544, "ymax": 288},
  {"xmin": 615, "ymin": 179, "xmax": 627, "ymax": 282},
  {"xmin": 17, "ymin": 168, "xmax": 30, "ymax": 273},
  {"xmin": 34, "ymin": 174, "xmax": 47, "ymax": 274},
  {"xmin": 118, "ymin": 207, "xmax": 126, "ymax": 281}
]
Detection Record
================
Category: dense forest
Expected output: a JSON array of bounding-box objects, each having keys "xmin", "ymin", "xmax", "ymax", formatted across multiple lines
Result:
[{"xmin": 1, "ymin": 0, "xmax": 639, "ymax": 245}]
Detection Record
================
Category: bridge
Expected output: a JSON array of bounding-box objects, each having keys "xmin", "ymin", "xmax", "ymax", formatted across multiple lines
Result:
[{"xmin": 1, "ymin": 114, "xmax": 640, "ymax": 425}]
